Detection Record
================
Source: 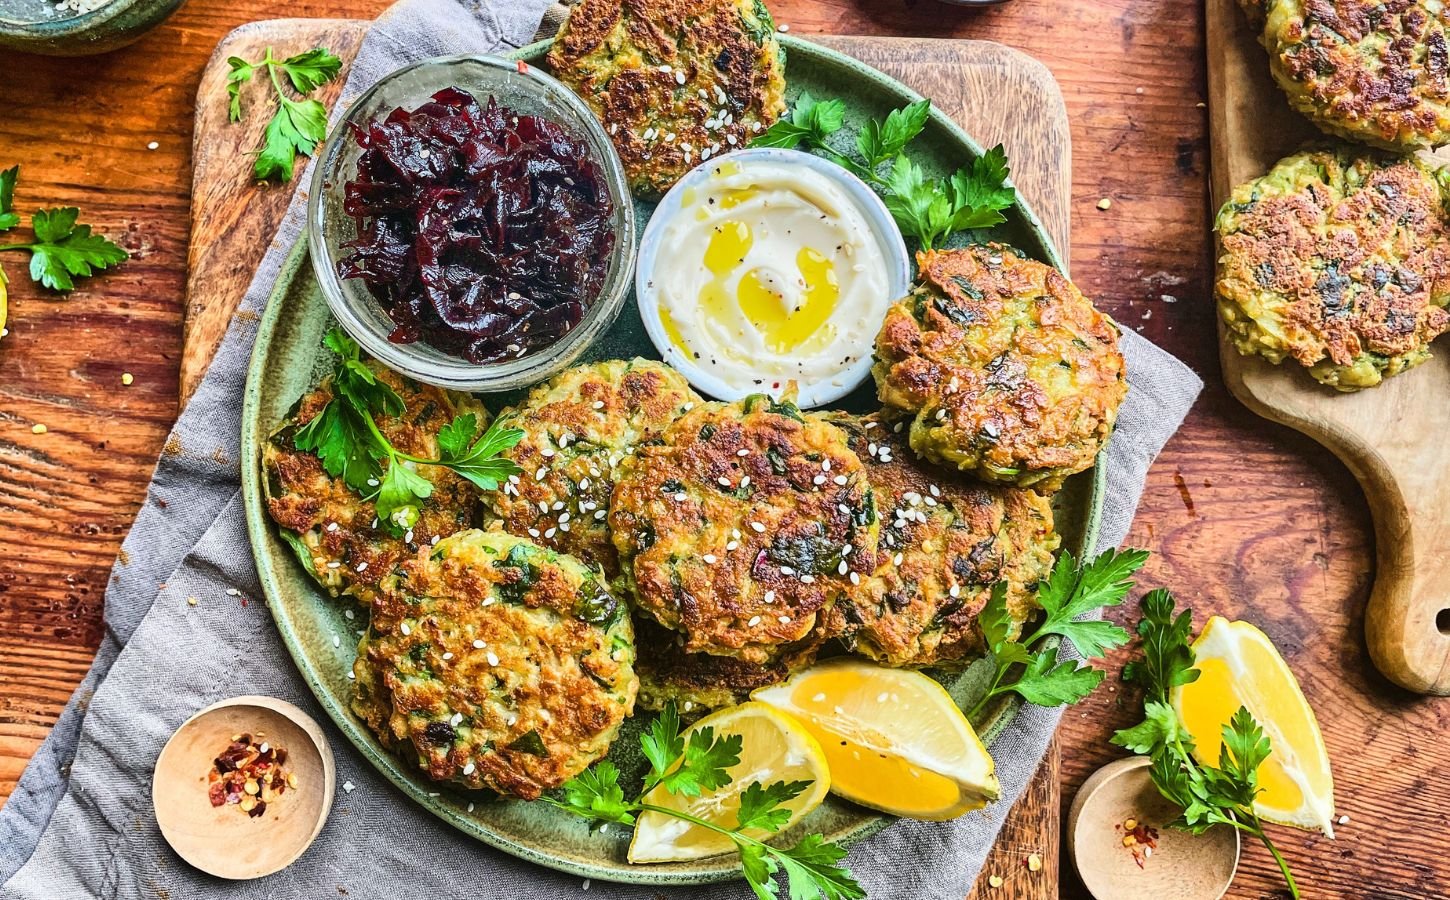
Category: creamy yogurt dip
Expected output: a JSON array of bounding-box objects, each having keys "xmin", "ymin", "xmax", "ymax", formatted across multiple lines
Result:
[{"xmin": 640, "ymin": 152, "xmax": 907, "ymax": 404}]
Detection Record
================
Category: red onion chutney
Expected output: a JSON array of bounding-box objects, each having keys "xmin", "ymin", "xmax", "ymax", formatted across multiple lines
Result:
[{"xmin": 338, "ymin": 88, "xmax": 615, "ymax": 364}]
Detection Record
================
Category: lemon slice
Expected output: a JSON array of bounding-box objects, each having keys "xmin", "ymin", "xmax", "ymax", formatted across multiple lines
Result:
[
  {"xmin": 752, "ymin": 658, "xmax": 999, "ymax": 821},
  {"xmin": 628, "ymin": 701, "xmax": 830, "ymax": 863},
  {"xmin": 1173, "ymin": 616, "xmax": 1336, "ymax": 835}
]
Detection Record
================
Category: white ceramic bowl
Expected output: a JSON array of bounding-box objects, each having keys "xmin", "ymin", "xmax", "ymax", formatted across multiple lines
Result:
[{"xmin": 634, "ymin": 147, "xmax": 912, "ymax": 408}]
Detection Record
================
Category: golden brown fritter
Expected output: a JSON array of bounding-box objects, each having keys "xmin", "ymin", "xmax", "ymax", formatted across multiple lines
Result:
[
  {"xmin": 822, "ymin": 414, "xmax": 1058, "ymax": 669},
  {"xmin": 483, "ymin": 359, "xmax": 700, "ymax": 580},
  {"xmin": 873, "ymin": 245, "xmax": 1127, "ymax": 492},
  {"xmin": 546, "ymin": 0, "xmax": 787, "ymax": 196},
  {"xmin": 263, "ymin": 364, "xmax": 485, "ymax": 603},
  {"xmin": 1263, "ymin": 0, "xmax": 1450, "ymax": 150},
  {"xmin": 356, "ymin": 529, "xmax": 636, "ymax": 800},
  {"xmin": 632, "ymin": 615, "xmax": 833, "ymax": 715},
  {"xmin": 610, "ymin": 394, "xmax": 879, "ymax": 664},
  {"xmin": 1215, "ymin": 147, "xmax": 1450, "ymax": 389}
]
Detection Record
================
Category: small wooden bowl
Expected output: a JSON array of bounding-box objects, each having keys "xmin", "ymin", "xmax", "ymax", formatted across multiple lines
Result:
[
  {"xmin": 153, "ymin": 695, "xmax": 335, "ymax": 879},
  {"xmin": 1067, "ymin": 756, "xmax": 1240, "ymax": 900}
]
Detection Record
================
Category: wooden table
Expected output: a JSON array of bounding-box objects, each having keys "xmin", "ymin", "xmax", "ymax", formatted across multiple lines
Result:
[{"xmin": 1, "ymin": 1, "xmax": 1443, "ymax": 897}]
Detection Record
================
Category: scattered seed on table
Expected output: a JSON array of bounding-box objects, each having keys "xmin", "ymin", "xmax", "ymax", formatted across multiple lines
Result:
[
  {"xmin": 1097, "ymin": 198, "xmax": 1112, "ymax": 210},
  {"xmin": 121, "ymin": 373, "xmax": 134, "ymax": 386},
  {"xmin": 31, "ymin": 423, "xmax": 47, "ymax": 434}
]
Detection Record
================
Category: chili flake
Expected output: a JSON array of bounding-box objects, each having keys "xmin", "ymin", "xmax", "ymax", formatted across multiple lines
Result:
[
  {"xmin": 207, "ymin": 733, "xmax": 297, "ymax": 819},
  {"xmin": 1116, "ymin": 816, "xmax": 1159, "ymax": 869}
]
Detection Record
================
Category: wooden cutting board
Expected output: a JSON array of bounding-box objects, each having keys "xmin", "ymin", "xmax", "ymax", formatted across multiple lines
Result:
[
  {"xmin": 183, "ymin": 20, "xmax": 1070, "ymax": 896},
  {"xmin": 1206, "ymin": 0, "xmax": 1450, "ymax": 695}
]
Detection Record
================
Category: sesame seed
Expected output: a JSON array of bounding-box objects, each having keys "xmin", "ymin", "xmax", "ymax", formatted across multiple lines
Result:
[
  {"xmin": 778, "ymin": 22, "xmax": 790, "ymax": 31},
  {"xmin": 327, "ymin": 522, "xmax": 339, "ymax": 532},
  {"xmin": 718, "ymin": 477, "xmax": 732, "ymax": 487},
  {"xmin": 750, "ymin": 521, "xmax": 765, "ymax": 532},
  {"xmin": 442, "ymin": 652, "xmax": 453, "ymax": 660},
  {"xmin": 950, "ymin": 585, "xmax": 962, "ymax": 598},
  {"xmin": 838, "ymin": 561, "xmax": 849, "ymax": 575},
  {"xmin": 401, "ymin": 622, "xmax": 411, "ymax": 635},
  {"xmin": 536, "ymin": 468, "xmax": 548, "ymax": 481},
  {"xmin": 849, "ymin": 571, "xmax": 861, "ymax": 585},
  {"xmin": 748, "ymin": 616, "xmax": 762, "ymax": 626},
  {"xmin": 834, "ymin": 475, "xmax": 848, "ymax": 485},
  {"xmin": 405, "ymin": 529, "xmax": 414, "ymax": 543},
  {"xmin": 580, "ymin": 477, "xmax": 590, "ymax": 490},
  {"xmin": 801, "ymin": 574, "xmax": 815, "ymax": 583},
  {"xmin": 726, "ymin": 540, "xmax": 739, "ymax": 551},
  {"xmin": 528, "ymin": 528, "xmax": 540, "ymax": 538},
  {"xmin": 704, "ymin": 554, "xmax": 717, "ymax": 564},
  {"xmin": 327, "ymin": 561, "xmax": 341, "ymax": 569},
  {"xmin": 737, "ymin": 449, "xmax": 750, "ymax": 457},
  {"xmin": 675, "ymin": 70, "xmax": 686, "ymax": 85},
  {"xmin": 765, "ymin": 590, "xmax": 776, "ymax": 602},
  {"xmin": 343, "ymin": 781, "xmax": 356, "ymax": 793},
  {"xmin": 894, "ymin": 553, "xmax": 904, "ymax": 566},
  {"xmin": 541, "ymin": 448, "xmax": 555, "ymax": 458},
  {"xmin": 929, "ymin": 485, "xmax": 941, "ymax": 497},
  {"xmin": 544, "ymin": 527, "xmax": 556, "ymax": 538},
  {"xmin": 332, "ymin": 633, "xmax": 341, "ymax": 648},
  {"xmin": 356, "ymin": 561, "xmax": 368, "ymax": 572},
  {"xmin": 822, "ymin": 460, "xmax": 831, "ymax": 471},
  {"xmin": 1338, "ymin": 815, "xmax": 1351, "ymax": 825},
  {"xmin": 740, "ymin": 476, "xmax": 751, "ymax": 487},
  {"xmin": 674, "ymin": 493, "xmax": 687, "ymax": 502},
  {"xmin": 463, "ymin": 761, "xmax": 476, "ymax": 775},
  {"xmin": 813, "ymin": 475, "xmax": 827, "ymax": 485},
  {"xmin": 473, "ymin": 639, "xmax": 486, "ymax": 649},
  {"xmin": 450, "ymin": 712, "xmax": 463, "ymax": 727},
  {"xmin": 487, "ymin": 651, "xmax": 500, "ymax": 666},
  {"xmin": 659, "ymin": 64, "xmax": 672, "ymax": 72},
  {"xmin": 781, "ymin": 566, "xmax": 795, "ymax": 576},
  {"xmin": 592, "ymin": 400, "xmax": 605, "ymax": 410}
]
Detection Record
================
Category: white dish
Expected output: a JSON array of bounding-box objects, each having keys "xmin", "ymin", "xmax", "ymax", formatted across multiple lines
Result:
[{"xmin": 635, "ymin": 147, "xmax": 912, "ymax": 408}]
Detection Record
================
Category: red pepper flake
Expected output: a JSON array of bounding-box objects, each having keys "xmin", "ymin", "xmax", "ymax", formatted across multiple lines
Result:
[
  {"xmin": 1116, "ymin": 816, "xmax": 1159, "ymax": 869},
  {"xmin": 206, "ymin": 732, "xmax": 298, "ymax": 819},
  {"xmin": 516, "ymin": 59, "xmax": 529, "ymax": 73}
]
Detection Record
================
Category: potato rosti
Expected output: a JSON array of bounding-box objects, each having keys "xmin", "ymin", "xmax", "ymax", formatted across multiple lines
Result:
[
  {"xmin": 355, "ymin": 529, "xmax": 636, "ymax": 800},
  {"xmin": 1216, "ymin": 147, "xmax": 1450, "ymax": 390},
  {"xmin": 873, "ymin": 245, "xmax": 1127, "ymax": 491},
  {"xmin": 483, "ymin": 359, "xmax": 700, "ymax": 579},
  {"xmin": 1262, "ymin": 0, "xmax": 1450, "ymax": 150},
  {"xmin": 823, "ymin": 414, "xmax": 1058, "ymax": 669},
  {"xmin": 262, "ymin": 363, "xmax": 485, "ymax": 603},
  {"xmin": 546, "ymin": 0, "xmax": 787, "ymax": 196},
  {"xmin": 610, "ymin": 394, "xmax": 879, "ymax": 664}
]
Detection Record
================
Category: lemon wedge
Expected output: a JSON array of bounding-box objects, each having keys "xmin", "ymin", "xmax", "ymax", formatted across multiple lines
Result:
[
  {"xmin": 0, "ymin": 271, "xmax": 8, "ymax": 341},
  {"xmin": 1173, "ymin": 616, "xmax": 1336, "ymax": 835},
  {"xmin": 752, "ymin": 658, "xmax": 999, "ymax": 821},
  {"xmin": 628, "ymin": 701, "xmax": 830, "ymax": 863}
]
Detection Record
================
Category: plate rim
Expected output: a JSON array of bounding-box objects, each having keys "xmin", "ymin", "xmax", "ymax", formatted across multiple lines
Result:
[{"xmin": 241, "ymin": 34, "xmax": 1104, "ymax": 886}]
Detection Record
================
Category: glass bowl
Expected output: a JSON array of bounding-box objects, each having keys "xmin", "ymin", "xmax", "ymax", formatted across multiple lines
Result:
[{"xmin": 307, "ymin": 54, "xmax": 636, "ymax": 393}]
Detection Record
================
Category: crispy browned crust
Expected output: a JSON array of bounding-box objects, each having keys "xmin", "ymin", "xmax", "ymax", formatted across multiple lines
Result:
[
  {"xmin": 610, "ymin": 395, "xmax": 879, "ymax": 664},
  {"xmin": 484, "ymin": 360, "xmax": 700, "ymax": 580},
  {"xmin": 1215, "ymin": 148, "xmax": 1450, "ymax": 387},
  {"xmin": 546, "ymin": 0, "xmax": 786, "ymax": 195},
  {"xmin": 262, "ymin": 365, "xmax": 481, "ymax": 602},
  {"xmin": 362, "ymin": 530, "xmax": 635, "ymax": 800},
  {"xmin": 873, "ymin": 245, "xmax": 1127, "ymax": 491},
  {"xmin": 822, "ymin": 414, "xmax": 1057, "ymax": 669},
  {"xmin": 1266, "ymin": 0, "xmax": 1450, "ymax": 150},
  {"xmin": 632, "ymin": 615, "xmax": 832, "ymax": 714}
]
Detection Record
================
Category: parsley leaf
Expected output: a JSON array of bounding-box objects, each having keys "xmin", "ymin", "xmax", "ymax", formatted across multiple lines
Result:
[
  {"xmin": 858, "ymin": 98, "xmax": 930, "ymax": 169},
  {"xmin": 968, "ymin": 548, "xmax": 1143, "ymax": 718},
  {"xmin": 1031, "ymin": 547, "xmax": 1145, "ymax": 657},
  {"xmin": 10, "ymin": 206, "xmax": 129, "ymax": 292},
  {"xmin": 440, "ymin": 416, "xmax": 525, "ymax": 491},
  {"xmin": 227, "ymin": 45, "xmax": 342, "ymax": 183},
  {"xmin": 736, "ymin": 780, "xmax": 811, "ymax": 833},
  {"xmin": 277, "ymin": 47, "xmax": 343, "ymax": 94},
  {"xmin": 1005, "ymin": 648, "xmax": 1107, "ymax": 706},
  {"xmin": 0, "ymin": 166, "xmax": 19, "ymax": 232},
  {"xmin": 1121, "ymin": 587, "xmax": 1199, "ymax": 696},
  {"xmin": 640, "ymin": 702, "xmax": 687, "ymax": 790},
  {"xmin": 658, "ymin": 724, "xmax": 742, "ymax": 797},
  {"xmin": 371, "ymin": 459, "xmax": 433, "ymax": 529},
  {"xmin": 549, "ymin": 761, "xmax": 636, "ymax": 826},
  {"xmin": 292, "ymin": 397, "xmax": 383, "ymax": 492},
  {"xmin": 754, "ymin": 92, "xmax": 847, "ymax": 150},
  {"xmin": 772, "ymin": 834, "xmax": 864, "ymax": 900}
]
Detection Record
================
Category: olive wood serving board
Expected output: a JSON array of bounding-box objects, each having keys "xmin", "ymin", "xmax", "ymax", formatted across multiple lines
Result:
[
  {"xmin": 1207, "ymin": 0, "xmax": 1450, "ymax": 695},
  {"xmin": 185, "ymin": 19, "xmax": 1070, "ymax": 896}
]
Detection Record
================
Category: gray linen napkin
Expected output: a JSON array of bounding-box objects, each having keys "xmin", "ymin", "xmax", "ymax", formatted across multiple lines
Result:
[{"xmin": 0, "ymin": 1, "xmax": 1203, "ymax": 896}]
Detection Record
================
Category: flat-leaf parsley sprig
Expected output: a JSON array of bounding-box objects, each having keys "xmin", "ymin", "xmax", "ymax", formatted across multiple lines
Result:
[
  {"xmin": 1111, "ymin": 591, "xmax": 1301, "ymax": 899},
  {"xmin": 550, "ymin": 704, "xmax": 864, "ymax": 900},
  {"xmin": 0, "ymin": 166, "xmax": 128, "ymax": 292},
  {"xmin": 751, "ymin": 94, "xmax": 1016, "ymax": 250},
  {"xmin": 967, "ymin": 547, "xmax": 1148, "ymax": 719},
  {"xmin": 294, "ymin": 328, "xmax": 523, "ymax": 531},
  {"xmin": 227, "ymin": 46, "xmax": 343, "ymax": 183}
]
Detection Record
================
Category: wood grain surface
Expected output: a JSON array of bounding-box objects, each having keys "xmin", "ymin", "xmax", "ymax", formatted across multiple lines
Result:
[
  {"xmin": 184, "ymin": 22, "xmax": 1067, "ymax": 898},
  {"xmin": 2, "ymin": 1, "xmax": 1447, "ymax": 898},
  {"xmin": 1206, "ymin": 0, "xmax": 1450, "ymax": 697}
]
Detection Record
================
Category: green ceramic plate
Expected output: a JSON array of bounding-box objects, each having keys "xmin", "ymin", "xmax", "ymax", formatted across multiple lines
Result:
[{"xmin": 241, "ymin": 36, "xmax": 1105, "ymax": 887}]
